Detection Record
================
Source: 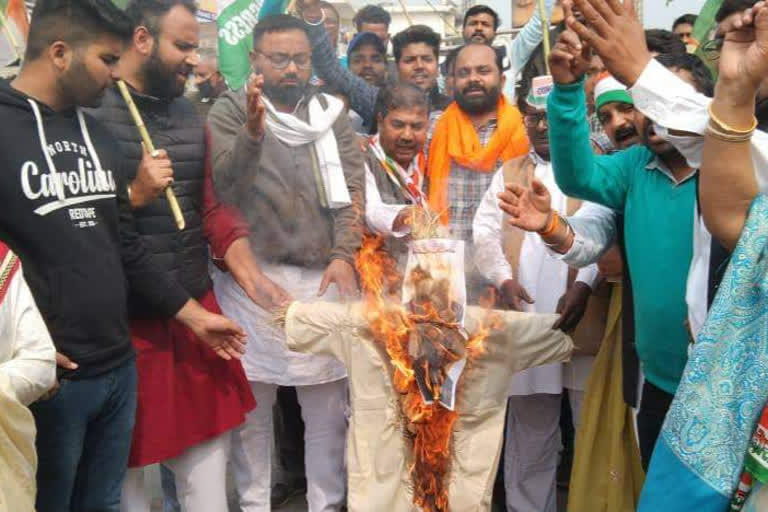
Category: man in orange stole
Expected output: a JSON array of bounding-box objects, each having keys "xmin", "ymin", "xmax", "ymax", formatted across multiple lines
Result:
[{"xmin": 426, "ymin": 42, "xmax": 529, "ymax": 302}]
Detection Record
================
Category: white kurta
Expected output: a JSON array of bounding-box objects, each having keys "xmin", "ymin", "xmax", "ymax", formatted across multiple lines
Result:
[
  {"xmin": 211, "ymin": 264, "xmax": 347, "ymax": 386},
  {"xmin": 473, "ymin": 157, "xmax": 598, "ymax": 395},
  {"xmin": 0, "ymin": 260, "xmax": 56, "ymax": 512}
]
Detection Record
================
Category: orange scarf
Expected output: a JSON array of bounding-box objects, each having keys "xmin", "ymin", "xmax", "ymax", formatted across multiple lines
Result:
[{"xmin": 427, "ymin": 96, "xmax": 530, "ymax": 223}]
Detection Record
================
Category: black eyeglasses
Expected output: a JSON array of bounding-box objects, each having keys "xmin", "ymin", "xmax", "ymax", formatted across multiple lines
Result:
[
  {"xmin": 255, "ymin": 50, "xmax": 312, "ymax": 70},
  {"xmin": 523, "ymin": 112, "xmax": 548, "ymax": 127}
]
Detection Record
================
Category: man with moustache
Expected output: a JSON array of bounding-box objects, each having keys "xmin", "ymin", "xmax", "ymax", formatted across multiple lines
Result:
[
  {"xmin": 537, "ymin": 18, "xmax": 716, "ymax": 468},
  {"xmin": 88, "ymin": 0, "xmax": 291, "ymax": 509},
  {"xmin": 364, "ymin": 82, "xmax": 429, "ymax": 256},
  {"xmin": 0, "ymin": 0, "xmax": 249, "ymax": 510},
  {"xmin": 473, "ymin": 75, "xmax": 599, "ymax": 511},
  {"xmin": 208, "ymin": 14, "xmax": 365, "ymax": 511},
  {"xmin": 347, "ymin": 32, "xmax": 387, "ymax": 88},
  {"xmin": 426, "ymin": 42, "xmax": 529, "ymax": 300},
  {"xmin": 593, "ymin": 73, "xmax": 642, "ymax": 150}
]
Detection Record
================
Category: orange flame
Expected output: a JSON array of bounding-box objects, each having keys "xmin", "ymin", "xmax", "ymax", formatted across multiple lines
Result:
[{"xmin": 355, "ymin": 234, "xmax": 498, "ymax": 512}]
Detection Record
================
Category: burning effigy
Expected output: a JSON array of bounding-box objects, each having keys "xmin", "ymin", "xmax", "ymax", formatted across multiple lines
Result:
[{"xmin": 279, "ymin": 209, "xmax": 573, "ymax": 512}]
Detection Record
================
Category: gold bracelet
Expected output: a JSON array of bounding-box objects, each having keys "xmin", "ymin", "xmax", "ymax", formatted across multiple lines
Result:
[
  {"xmin": 706, "ymin": 119, "xmax": 754, "ymax": 143},
  {"xmin": 708, "ymin": 102, "xmax": 758, "ymax": 135}
]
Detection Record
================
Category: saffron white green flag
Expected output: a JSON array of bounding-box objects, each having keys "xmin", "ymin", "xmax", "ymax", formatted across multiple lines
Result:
[{"xmin": 217, "ymin": 0, "xmax": 263, "ymax": 91}]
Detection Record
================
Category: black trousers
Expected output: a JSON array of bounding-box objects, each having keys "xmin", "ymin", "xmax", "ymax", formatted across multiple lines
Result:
[{"xmin": 637, "ymin": 380, "xmax": 674, "ymax": 470}]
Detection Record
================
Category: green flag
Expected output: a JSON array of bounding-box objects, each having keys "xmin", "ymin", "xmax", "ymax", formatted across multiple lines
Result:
[{"xmin": 217, "ymin": 0, "xmax": 263, "ymax": 90}]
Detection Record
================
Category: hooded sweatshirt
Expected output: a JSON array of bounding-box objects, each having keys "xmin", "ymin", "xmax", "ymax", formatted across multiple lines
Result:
[{"xmin": 0, "ymin": 80, "xmax": 189, "ymax": 379}]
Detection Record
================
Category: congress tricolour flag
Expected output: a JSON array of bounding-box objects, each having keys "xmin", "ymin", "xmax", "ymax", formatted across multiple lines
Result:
[
  {"xmin": 0, "ymin": 0, "xmax": 29, "ymax": 66},
  {"xmin": 217, "ymin": 0, "xmax": 263, "ymax": 91}
]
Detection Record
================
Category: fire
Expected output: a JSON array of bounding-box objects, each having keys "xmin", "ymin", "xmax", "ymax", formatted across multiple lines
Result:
[{"xmin": 355, "ymin": 233, "xmax": 499, "ymax": 512}]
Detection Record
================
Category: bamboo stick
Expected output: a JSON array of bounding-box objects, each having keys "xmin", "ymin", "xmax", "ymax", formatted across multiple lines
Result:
[
  {"xmin": 537, "ymin": 0, "xmax": 551, "ymax": 74},
  {"xmin": 116, "ymin": 80, "xmax": 186, "ymax": 231}
]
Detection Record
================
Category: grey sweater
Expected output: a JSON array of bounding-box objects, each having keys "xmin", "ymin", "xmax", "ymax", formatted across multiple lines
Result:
[{"xmin": 208, "ymin": 88, "xmax": 365, "ymax": 268}]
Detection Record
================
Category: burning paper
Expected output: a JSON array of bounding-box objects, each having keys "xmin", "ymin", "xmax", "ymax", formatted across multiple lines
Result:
[{"xmin": 403, "ymin": 239, "xmax": 468, "ymax": 410}]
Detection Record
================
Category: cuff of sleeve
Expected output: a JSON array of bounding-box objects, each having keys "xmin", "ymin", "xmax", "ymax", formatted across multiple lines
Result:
[
  {"xmin": 575, "ymin": 264, "xmax": 600, "ymax": 289},
  {"xmin": 329, "ymin": 251, "xmax": 356, "ymax": 266},
  {"xmin": 158, "ymin": 284, "xmax": 190, "ymax": 318},
  {"xmin": 549, "ymin": 78, "xmax": 587, "ymax": 111}
]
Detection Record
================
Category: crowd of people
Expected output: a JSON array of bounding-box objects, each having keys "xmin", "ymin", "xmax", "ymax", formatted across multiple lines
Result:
[{"xmin": 1, "ymin": 0, "xmax": 767, "ymax": 510}]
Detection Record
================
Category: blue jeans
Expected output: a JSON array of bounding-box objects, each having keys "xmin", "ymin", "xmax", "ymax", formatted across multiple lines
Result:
[{"xmin": 31, "ymin": 359, "xmax": 138, "ymax": 512}]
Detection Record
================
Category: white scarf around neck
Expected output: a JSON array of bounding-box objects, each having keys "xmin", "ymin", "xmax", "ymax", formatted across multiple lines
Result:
[{"xmin": 262, "ymin": 93, "xmax": 351, "ymax": 209}]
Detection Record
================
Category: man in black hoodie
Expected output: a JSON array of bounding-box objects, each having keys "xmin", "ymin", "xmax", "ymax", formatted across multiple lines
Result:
[{"xmin": 0, "ymin": 0, "xmax": 247, "ymax": 510}]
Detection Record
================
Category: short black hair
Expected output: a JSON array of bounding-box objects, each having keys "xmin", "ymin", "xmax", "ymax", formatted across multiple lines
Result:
[
  {"xmin": 252, "ymin": 14, "xmax": 310, "ymax": 50},
  {"xmin": 319, "ymin": 1, "xmax": 340, "ymax": 22},
  {"xmin": 392, "ymin": 25, "xmax": 440, "ymax": 62},
  {"xmin": 454, "ymin": 42, "xmax": 504, "ymax": 74},
  {"xmin": 125, "ymin": 0, "xmax": 197, "ymax": 37},
  {"xmin": 26, "ymin": 0, "xmax": 134, "ymax": 61},
  {"xmin": 353, "ymin": 4, "xmax": 391, "ymax": 30},
  {"xmin": 655, "ymin": 52, "xmax": 714, "ymax": 97},
  {"xmin": 716, "ymin": 0, "xmax": 756, "ymax": 22},
  {"xmin": 645, "ymin": 29, "xmax": 687, "ymax": 55},
  {"xmin": 673, "ymin": 13, "xmax": 697, "ymax": 29},
  {"xmin": 373, "ymin": 82, "xmax": 430, "ymax": 133},
  {"xmin": 348, "ymin": 31, "xmax": 386, "ymax": 59},
  {"xmin": 463, "ymin": 5, "xmax": 500, "ymax": 30}
]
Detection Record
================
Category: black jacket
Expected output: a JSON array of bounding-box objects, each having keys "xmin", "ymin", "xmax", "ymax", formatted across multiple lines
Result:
[
  {"xmin": 0, "ymin": 80, "xmax": 189, "ymax": 378},
  {"xmin": 88, "ymin": 86, "xmax": 210, "ymax": 317}
]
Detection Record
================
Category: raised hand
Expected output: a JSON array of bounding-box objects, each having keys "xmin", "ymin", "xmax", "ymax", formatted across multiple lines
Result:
[
  {"xmin": 246, "ymin": 74, "xmax": 266, "ymax": 141},
  {"xmin": 564, "ymin": 0, "xmax": 649, "ymax": 86},
  {"xmin": 549, "ymin": 4, "xmax": 592, "ymax": 84},
  {"xmin": 130, "ymin": 144, "xmax": 173, "ymax": 208},
  {"xmin": 497, "ymin": 179, "xmax": 553, "ymax": 232},
  {"xmin": 717, "ymin": 2, "xmax": 768, "ymax": 105}
]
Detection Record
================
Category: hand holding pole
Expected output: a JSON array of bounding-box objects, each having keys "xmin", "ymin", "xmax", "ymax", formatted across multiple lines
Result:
[{"xmin": 116, "ymin": 80, "xmax": 185, "ymax": 230}]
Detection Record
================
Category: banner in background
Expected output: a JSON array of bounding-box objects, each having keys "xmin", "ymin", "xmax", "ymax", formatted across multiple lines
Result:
[{"xmin": 217, "ymin": 0, "xmax": 263, "ymax": 90}]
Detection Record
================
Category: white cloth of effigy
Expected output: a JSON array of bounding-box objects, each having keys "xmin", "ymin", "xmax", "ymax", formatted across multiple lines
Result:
[{"xmin": 283, "ymin": 301, "xmax": 573, "ymax": 512}]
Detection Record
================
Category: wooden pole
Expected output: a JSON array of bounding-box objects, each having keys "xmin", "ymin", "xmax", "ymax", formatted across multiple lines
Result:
[
  {"xmin": 116, "ymin": 80, "xmax": 186, "ymax": 231},
  {"xmin": 537, "ymin": 0, "xmax": 551, "ymax": 74}
]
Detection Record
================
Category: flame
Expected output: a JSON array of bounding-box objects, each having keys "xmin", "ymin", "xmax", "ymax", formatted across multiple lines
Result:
[{"xmin": 355, "ymin": 233, "xmax": 499, "ymax": 512}]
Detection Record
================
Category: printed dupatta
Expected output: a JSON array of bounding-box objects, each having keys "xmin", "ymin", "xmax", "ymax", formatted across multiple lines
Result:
[{"xmin": 639, "ymin": 194, "xmax": 768, "ymax": 511}]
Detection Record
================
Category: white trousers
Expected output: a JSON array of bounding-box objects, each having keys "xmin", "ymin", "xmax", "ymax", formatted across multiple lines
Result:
[
  {"xmin": 504, "ymin": 393, "xmax": 562, "ymax": 512},
  {"xmin": 120, "ymin": 432, "xmax": 232, "ymax": 512},
  {"xmin": 231, "ymin": 379, "xmax": 348, "ymax": 512}
]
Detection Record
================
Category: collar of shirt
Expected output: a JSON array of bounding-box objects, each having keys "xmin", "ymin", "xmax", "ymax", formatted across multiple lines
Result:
[
  {"xmin": 530, "ymin": 150, "xmax": 549, "ymax": 167},
  {"xmin": 646, "ymin": 156, "xmax": 698, "ymax": 185}
]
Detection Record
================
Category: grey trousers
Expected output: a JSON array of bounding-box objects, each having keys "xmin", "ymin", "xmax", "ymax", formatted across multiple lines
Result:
[{"xmin": 504, "ymin": 394, "xmax": 562, "ymax": 512}]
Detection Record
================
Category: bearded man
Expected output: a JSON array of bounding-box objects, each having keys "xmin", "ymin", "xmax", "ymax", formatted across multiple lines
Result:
[
  {"xmin": 208, "ymin": 14, "xmax": 365, "ymax": 511},
  {"xmin": 425, "ymin": 42, "xmax": 529, "ymax": 301},
  {"xmin": 88, "ymin": 1, "xmax": 290, "ymax": 510}
]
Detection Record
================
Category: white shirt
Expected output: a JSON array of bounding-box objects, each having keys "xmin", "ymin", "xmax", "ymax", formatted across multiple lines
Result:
[
  {"xmin": 630, "ymin": 59, "xmax": 768, "ymax": 339},
  {"xmin": 503, "ymin": 0, "xmax": 556, "ymax": 100},
  {"xmin": 364, "ymin": 164, "xmax": 410, "ymax": 239},
  {"xmin": 0, "ymin": 263, "xmax": 56, "ymax": 406},
  {"xmin": 473, "ymin": 157, "xmax": 599, "ymax": 394}
]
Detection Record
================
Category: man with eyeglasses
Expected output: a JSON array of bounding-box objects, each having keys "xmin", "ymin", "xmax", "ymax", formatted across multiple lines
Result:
[
  {"xmin": 473, "ymin": 75, "xmax": 600, "ymax": 512},
  {"xmin": 208, "ymin": 13, "xmax": 365, "ymax": 511}
]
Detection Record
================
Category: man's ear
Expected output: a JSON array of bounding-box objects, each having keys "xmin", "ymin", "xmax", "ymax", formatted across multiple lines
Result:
[
  {"xmin": 48, "ymin": 41, "xmax": 74, "ymax": 74},
  {"xmin": 133, "ymin": 25, "xmax": 155, "ymax": 57}
]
